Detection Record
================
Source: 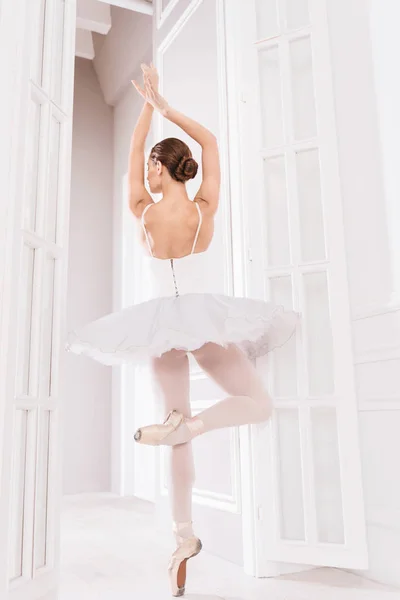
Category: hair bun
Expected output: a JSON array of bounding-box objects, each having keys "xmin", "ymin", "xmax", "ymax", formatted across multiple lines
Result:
[{"xmin": 174, "ymin": 156, "xmax": 198, "ymax": 183}]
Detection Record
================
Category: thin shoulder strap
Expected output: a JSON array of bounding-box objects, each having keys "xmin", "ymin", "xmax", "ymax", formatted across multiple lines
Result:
[
  {"xmin": 191, "ymin": 201, "xmax": 203, "ymax": 254},
  {"xmin": 141, "ymin": 203, "xmax": 155, "ymax": 257}
]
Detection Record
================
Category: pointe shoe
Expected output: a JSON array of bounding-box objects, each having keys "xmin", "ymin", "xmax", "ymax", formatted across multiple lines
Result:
[
  {"xmin": 133, "ymin": 409, "xmax": 183, "ymax": 445},
  {"xmin": 169, "ymin": 524, "xmax": 202, "ymax": 597}
]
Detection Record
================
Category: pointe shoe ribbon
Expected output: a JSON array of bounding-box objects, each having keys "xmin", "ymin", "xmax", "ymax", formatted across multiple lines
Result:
[{"xmin": 133, "ymin": 409, "xmax": 183, "ymax": 445}]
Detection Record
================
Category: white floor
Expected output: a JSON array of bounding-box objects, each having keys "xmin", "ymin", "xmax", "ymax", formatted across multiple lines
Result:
[{"xmin": 60, "ymin": 493, "xmax": 400, "ymax": 600}]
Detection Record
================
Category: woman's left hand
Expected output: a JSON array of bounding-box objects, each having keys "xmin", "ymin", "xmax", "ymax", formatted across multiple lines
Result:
[{"xmin": 131, "ymin": 77, "xmax": 169, "ymax": 117}]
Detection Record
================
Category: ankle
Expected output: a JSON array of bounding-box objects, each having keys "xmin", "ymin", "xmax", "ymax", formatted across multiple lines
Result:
[{"xmin": 173, "ymin": 520, "xmax": 195, "ymax": 543}]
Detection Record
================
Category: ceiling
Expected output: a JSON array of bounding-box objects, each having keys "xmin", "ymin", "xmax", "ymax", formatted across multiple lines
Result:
[{"xmin": 75, "ymin": 0, "xmax": 153, "ymax": 60}]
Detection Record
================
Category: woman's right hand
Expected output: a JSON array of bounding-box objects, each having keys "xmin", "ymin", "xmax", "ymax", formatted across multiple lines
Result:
[{"xmin": 141, "ymin": 62, "xmax": 159, "ymax": 91}]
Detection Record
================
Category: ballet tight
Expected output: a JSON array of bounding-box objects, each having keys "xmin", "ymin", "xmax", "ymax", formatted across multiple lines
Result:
[{"xmin": 150, "ymin": 342, "xmax": 273, "ymax": 540}]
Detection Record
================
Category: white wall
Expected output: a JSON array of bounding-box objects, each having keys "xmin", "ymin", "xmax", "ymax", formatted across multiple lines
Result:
[
  {"xmin": 327, "ymin": 0, "xmax": 400, "ymax": 587},
  {"xmin": 93, "ymin": 6, "xmax": 152, "ymax": 106},
  {"xmin": 63, "ymin": 57, "xmax": 113, "ymax": 494}
]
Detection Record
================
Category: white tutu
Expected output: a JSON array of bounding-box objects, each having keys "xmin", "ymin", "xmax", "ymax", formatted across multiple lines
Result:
[
  {"xmin": 65, "ymin": 204, "xmax": 299, "ymax": 366},
  {"xmin": 65, "ymin": 291, "xmax": 299, "ymax": 366}
]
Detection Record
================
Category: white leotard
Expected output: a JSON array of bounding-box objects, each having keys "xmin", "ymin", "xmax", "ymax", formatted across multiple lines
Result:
[{"xmin": 141, "ymin": 201, "xmax": 215, "ymax": 298}]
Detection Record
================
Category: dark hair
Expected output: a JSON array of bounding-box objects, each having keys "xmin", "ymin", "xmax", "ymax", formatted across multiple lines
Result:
[{"xmin": 150, "ymin": 137, "xmax": 198, "ymax": 183}]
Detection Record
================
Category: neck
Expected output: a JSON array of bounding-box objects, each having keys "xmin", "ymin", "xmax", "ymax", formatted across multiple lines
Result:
[{"xmin": 161, "ymin": 178, "xmax": 188, "ymax": 201}]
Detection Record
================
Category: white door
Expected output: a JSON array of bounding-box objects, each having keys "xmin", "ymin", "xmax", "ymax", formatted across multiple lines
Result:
[
  {"xmin": 235, "ymin": 0, "xmax": 368, "ymax": 575},
  {"xmin": 153, "ymin": 0, "xmax": 244, "ymax": 564},
  {"xmin": 0, "ymin": 0, "xmax": 77, "ymax": 597}
]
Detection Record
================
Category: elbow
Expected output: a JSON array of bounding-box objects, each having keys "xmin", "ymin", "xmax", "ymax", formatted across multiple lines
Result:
[{"xmin": 203, "ymin": 132, "xmax": 218, "ymax": 147}]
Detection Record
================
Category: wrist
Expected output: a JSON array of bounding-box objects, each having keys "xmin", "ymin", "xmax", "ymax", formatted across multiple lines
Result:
[{"xmin": 162, "ymin": 104, "xmax": 171, "ymax": 118}]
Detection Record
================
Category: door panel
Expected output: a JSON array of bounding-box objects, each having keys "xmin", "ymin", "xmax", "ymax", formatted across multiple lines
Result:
[
  {"xmin": 0, "ymin": 0, "xmax": 77, "ymax": 598},
  {"xmin": 236, "ymin": 0, "xmax": 368, "ymax": 573}
]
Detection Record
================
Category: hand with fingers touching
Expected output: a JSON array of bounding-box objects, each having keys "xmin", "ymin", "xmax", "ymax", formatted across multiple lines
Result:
[
  {"xmin": 131, "ymin": 72, "xmax": 169, "ymax": 117},
  {"xmin": 140, "ymin": 62, "xmax": 159, "ymax": 91}
]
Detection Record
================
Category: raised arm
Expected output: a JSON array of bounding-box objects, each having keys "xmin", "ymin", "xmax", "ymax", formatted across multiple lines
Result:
[
  {"xmin": 165, "ymin": 107, "xmax": 220, "ymax": 216},
  {"xmin": 135, "ymin": 66, "xmax": 220, "ymax": 216},
  {"xmin": 128, "ymin": 67, "xmax": 157, "ymax": 219}
]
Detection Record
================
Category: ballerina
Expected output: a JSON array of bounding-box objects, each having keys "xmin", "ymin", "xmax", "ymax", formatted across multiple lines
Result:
[{"xmin": 65, "ymin": 63, "xmax": 299, "ymax": 597}]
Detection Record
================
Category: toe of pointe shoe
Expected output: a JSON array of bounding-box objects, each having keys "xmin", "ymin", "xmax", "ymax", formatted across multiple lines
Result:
[
  {"xmin": 171, "ymin": 584, "xmax": 185, "ymax": 597},
  {"xmin": 133, "ymin": 410, "xmax": 184, "ymax": 446}
]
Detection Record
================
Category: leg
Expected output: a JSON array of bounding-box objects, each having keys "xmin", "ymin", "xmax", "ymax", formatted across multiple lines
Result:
[
  {"xmin": 150, "ymin": 348, "xmax": 195, "ymax": 539},
  {"xmin": 151, "ymin": 342, "xmax": 273, "ymax": 446},
  {"xmin": 191, "ymin": 342, "xmax": 273, "ymax": 431}
]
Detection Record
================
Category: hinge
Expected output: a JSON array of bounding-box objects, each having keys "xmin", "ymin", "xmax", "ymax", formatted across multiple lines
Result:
[
  {"xmin": 240, "ymin": 91, "xmax": 247, "ymax": 104},
  {"xmin": 248, "ymin": 247, "xmax": 253, "ymax": 262},
  {"xmin": 257, "ymin": 505, "xmax": 263, "ymax": 520}
]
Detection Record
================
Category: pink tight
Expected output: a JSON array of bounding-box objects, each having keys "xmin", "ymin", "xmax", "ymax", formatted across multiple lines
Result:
[{"xmin": 150, "ymin": 342, "xmax": 272, "ymax": 530}]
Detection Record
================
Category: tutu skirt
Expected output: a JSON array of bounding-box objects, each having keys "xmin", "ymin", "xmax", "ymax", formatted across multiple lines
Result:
[{"xmin": 65, "ymin": 292, "xmax": 299, "ymax": 366}]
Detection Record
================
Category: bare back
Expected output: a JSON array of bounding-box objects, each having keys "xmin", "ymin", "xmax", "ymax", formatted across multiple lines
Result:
[{"xmin": 141, "ymin": 198, "xmax": 214, "ymax": 259}]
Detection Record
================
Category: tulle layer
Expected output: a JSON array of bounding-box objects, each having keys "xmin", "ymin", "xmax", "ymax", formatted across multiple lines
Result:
[{"xmin": 65, "ymin": 293, "xmax": 299, "ymax": 366}]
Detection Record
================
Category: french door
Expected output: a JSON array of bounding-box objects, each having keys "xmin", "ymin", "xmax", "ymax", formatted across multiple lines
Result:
[
  {"xmin": 235, "ymin": 0, "xmax": 368, "ymax": 575},
  {"xmin": 0, "ymin": 0, "xmax": 77, "ymax": 598}
]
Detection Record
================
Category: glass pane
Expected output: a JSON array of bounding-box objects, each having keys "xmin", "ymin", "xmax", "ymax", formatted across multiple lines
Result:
[
  {"xmin": 290, "ymin": 36, "xmax": 317, "ymax": 140},
  {"xmin": 47, "ymin": 117, "xmax": 61, "ymax": 243},
  {"xmin": 264, "ymin": 156, "xmax": 290, "ymax": 266},
  {"xmin": 17, "ymin": 246, "xmax": 37, "ymax": 396},
  {"xmin": 296, "ymin": 149, "xmax": 326, "ymax": 262},
  {"xmin": 51, "ymin": 0, "xmax": 65, "ymax": 105},
  {"xmin": 270, "ymin": 277, "xmax": 298, "ymax": 397},
  {"xmin": 31, "ymin": 0, "xmax": 47, "ymax": 85},
  {"xmin": 8, "ymin": 410, "xmax": 28, "ymax": 581},
  {"xmin": 286, "ymin": 0, "xmax": 310, "ymax": 30},
  {"xmin": 276, "ymin": 409, "xmax": 305, "ymax": 540},
  {"xmin": 41, "ymin": 257, "xmax": 56, "ymax": 397},
  {"xmin": 303, "ymin": 272, "xmax": 334, "ymax": 396},
  {"xmin": 256, "ymin": 0, "xmax": 279, "ymax": 39},
  {"xmin": 259, "ymin": 45, "xmax": 284, "ymax": 148},
  {"xmin": 34, "ymin": 410, "xmax": 51, "ymax": 569},
  {"xmin": 311, "ymin": 407, "xmax": 344, "ymax": 543},
  {"xmin": 23, "ymin": 100, "xmax": 42, "ymax": 232}
]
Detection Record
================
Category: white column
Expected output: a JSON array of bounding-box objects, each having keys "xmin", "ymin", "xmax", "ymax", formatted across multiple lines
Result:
[{"xmin": 368, "ymin": 0, "xmax": 400, "ymax": 306}]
